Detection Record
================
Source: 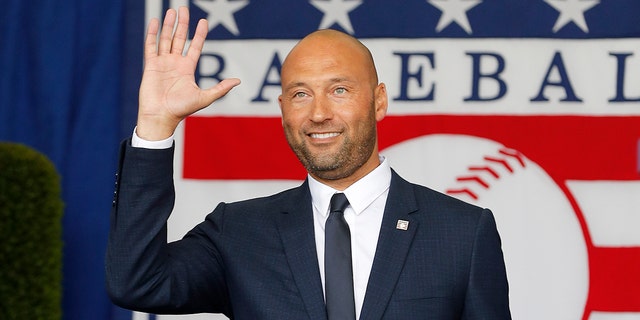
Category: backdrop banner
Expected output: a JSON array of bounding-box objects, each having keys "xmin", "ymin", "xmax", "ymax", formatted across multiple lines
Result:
[
  {"xmin": 6, "ymin": 0, "xmax": 635, "ymax": 319},
  {"xmin": 147, "ymin": 1, "xmax": 640, "ymax": 319},
  {"xmin": 137, "ymin": 1, "xmax": 640, "ymax": 320}
]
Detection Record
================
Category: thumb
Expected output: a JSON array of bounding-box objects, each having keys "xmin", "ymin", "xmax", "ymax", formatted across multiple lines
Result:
[{"xmin": 198, "ymin": 78, "xmax": 241, "ymax": 106}]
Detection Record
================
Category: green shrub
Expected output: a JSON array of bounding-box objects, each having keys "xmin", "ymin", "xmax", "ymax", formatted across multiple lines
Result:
[{"xmin": 0, "ymin": 142, "xmax": 63, "ymax": 320}]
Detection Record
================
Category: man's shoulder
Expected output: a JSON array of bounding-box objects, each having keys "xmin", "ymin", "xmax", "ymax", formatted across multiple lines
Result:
[
  {"xmin": 204, "ymin": 182, "xmax": 311, "ymax": 234},
  {"xmin": 224, "ymin": 181, "xmax": 309, "ymax": 211},
  {"xmin": 390, "ymin": 170, "xmax": 487, "ymax": 219}
]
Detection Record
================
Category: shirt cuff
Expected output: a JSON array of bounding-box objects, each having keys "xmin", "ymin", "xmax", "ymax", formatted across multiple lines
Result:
[{"xmin": 131, "ymin": 127, "xmax": 174, "ymax": 149}]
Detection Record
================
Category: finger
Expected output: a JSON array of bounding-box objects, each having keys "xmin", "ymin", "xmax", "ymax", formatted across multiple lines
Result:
[
  {"xmin": 144, "ymin": 18, "xmax": 160, "ymax": 59},
  {"xmin": 186, "ymin": 19, "xmax": 209, "ymax": 64},
  {"xmin": 198, "ymin": 78, "xmax": 242, "ymax": 107},
  {"xmin": 158, "ymin": 8, "xmax": 177, "ymax": 55},
  {"xmin": 171, "ymin": 6, "xmax": 190, "ymax": 55}
]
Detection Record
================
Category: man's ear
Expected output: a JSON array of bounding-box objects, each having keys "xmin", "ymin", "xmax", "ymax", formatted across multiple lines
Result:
[
  {"xmin": 374, "ymin": 83, "xmax": 388, "ymax": 122},
  {"xmin": 278, "ymin": 95, "xmax": 285, "ymax": 126}
]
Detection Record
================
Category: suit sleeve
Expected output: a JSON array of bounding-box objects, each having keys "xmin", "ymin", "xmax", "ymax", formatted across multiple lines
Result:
[
  {"xmin": 462, "ymin": 209, "xmax": 512, "ymax": 319},
  {"xmin": 105, "ymin": 140, "xmax": 230, "ymax": 315}
]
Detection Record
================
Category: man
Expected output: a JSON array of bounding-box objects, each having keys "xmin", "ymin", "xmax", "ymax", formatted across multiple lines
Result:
[{"xmin": 106, "ymin": 6, "xmax": 511, "ymax": 320}]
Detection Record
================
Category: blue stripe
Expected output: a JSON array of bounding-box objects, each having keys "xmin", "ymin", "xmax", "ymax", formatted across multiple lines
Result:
[{"xmin": 161, "ymin": 0, "xmax": 640, "ymax": 39}]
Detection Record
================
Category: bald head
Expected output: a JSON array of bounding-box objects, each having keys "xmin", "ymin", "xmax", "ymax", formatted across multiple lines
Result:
[{"xmin": 281, "ymin": 29, "xmax": 379, "ymax": 89}]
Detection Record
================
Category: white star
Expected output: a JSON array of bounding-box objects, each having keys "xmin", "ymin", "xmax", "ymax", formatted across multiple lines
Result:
[
  {"xmin": 192, "ymin": 0, "xmax": 249, "ymax": 36},
  {"xmin": 310, "ymin": 0, "xmax": 363, "ymax": 34},
  {"xmin": 427, "ymin": 0, "xmax": 482, "ymax": 34},
  {"xmin": 545, "ymin": 0, "xmax": 599, "ymax": 33}
]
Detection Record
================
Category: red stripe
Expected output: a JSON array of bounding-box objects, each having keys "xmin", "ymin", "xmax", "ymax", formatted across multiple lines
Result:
[
  {"xmin": 184, "ymin": 115, "xmax": 640, "ymax": 181},
  {"xmin": 183, "ymin": 116, "xmax": 306, "ymax": 179},
  {"xmin": 377, "ymin": 115, "xmax": 640, "ymax": 181},
  {"xmin": 587, "ymin": 247, "xmax": 640, "ymax": 312}
]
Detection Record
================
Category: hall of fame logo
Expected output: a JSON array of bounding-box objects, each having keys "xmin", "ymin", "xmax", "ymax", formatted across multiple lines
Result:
[{"xmin": 141, "ymin": 1, "xmax": 640, "ymax": 319}]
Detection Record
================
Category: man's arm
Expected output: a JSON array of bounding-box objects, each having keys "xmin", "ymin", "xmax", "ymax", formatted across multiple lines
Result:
[
  {"xmin": 462, "ymin": 209, "xmax": 512, "ymax": 319},
  {"xmin": 105, "ymin": 140, "xmax": 231, "ymax": 314},
  {"xmin": 105, "ymin": 140, "xmax": 177, "ymax": 310},
  {"xmin": 105, "ymin": 6, "xmax": 239, "ymax": 313}
]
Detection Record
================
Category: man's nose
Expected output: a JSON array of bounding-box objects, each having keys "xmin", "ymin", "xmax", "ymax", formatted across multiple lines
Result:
[{"xmin": 309, "ymin": 96, "xmax": 333, "ymax": 122}]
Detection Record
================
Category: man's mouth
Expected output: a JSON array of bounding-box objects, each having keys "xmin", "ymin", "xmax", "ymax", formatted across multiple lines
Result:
[{"xmin": 309, "ymin": 132, "xmax": 340, "ymax": 139}]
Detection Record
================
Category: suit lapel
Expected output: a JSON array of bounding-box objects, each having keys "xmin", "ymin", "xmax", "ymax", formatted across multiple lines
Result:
[
  {"xmin": 276, "ymin": 181, "xmax": 327, "ymax": 320},
  {"xmin": 360, "ymin": 171, "xmax": 419, "ymax": 320}
]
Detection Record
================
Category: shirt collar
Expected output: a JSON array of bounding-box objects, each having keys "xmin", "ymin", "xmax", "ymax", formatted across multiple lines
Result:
[{"xmin": 308, "ymin": 156, "xmax": 391, "ymax": 218}]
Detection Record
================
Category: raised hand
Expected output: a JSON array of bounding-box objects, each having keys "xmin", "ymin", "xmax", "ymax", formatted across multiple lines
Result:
[{"xmin": 137, "ymin": 7, "xmax": 241, "ymax": 140}]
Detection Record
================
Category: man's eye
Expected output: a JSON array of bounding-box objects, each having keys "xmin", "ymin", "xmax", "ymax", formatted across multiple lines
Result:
[
  {"xmin": 294, "ymin": 92, "xmax": 307, "ymax": 98},
  {"xmin": 335, "ymin": 87, "xmax": 346, "ymax": 94}
]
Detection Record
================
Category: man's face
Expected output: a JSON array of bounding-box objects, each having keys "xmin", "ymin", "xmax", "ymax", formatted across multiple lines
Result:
[{"xmin": 278, "ymin": 31, "xmax": 387, "ymax": 186}]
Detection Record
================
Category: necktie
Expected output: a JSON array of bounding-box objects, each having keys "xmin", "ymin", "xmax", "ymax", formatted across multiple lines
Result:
[{"xmin": 325, "ymin": 193, "xmax": 356, "ymax": 320}]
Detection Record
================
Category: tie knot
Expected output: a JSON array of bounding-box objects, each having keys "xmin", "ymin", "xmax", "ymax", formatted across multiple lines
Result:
[{"xmin": 329, "ymin": 193, "xmax": 350, "ymax": 214}]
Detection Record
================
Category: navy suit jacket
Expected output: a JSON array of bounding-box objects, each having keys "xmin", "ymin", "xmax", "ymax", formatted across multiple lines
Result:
[{"xmin": 106, "ymin": 140, "xmax": 511, "ymax": 319}]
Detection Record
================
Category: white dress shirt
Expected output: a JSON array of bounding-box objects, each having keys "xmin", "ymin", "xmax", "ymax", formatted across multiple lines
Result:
[
  {"xmin": 131, "ymin": 128, "xmax": 174, "ymax": 149},
  {"xmin": 132, "ymin": 128, "xmax": 392, "ymax": 319},
  {"xmin": 308, "ymin": 158, "xmax": 391, "ymax": 320}
]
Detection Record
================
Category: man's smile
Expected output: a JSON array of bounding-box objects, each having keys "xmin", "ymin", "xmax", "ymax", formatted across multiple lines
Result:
[{"xmin": 309, "ymin": 132, "xmax": 341, "ymax": 139}]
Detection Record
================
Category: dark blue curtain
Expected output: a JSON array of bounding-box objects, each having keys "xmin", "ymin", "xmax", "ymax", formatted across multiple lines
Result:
[{"xmin": 1, "ymin": 1, "xmax": 140, "ymax": 319}]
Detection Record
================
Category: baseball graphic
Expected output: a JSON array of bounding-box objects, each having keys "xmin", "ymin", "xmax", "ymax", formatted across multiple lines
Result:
[{"xmin": 382, "ymin": 134, "xmax": 589, "ymax": 320}]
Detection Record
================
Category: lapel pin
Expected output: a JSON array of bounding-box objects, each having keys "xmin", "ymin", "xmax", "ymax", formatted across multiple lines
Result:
[{"xmin": 396, "ymin": 220, "xmax": 409, "ymax": 231}]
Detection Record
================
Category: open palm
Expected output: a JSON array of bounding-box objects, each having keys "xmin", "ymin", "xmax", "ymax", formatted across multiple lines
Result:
[{"xmin": 137, "ymin": 7, "xmax": 240, "ymax": 140}]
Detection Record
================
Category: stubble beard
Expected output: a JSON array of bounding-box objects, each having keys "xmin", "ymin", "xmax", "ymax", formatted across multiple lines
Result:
[{"xmin": 285, "ymin": 117, "xmax": 377, "ymax": 181}]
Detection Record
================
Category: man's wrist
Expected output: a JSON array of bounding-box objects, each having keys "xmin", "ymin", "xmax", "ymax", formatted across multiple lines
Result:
[{"xmin": 131, "ymin": 127, "xmax": 174, "ymax": 149}]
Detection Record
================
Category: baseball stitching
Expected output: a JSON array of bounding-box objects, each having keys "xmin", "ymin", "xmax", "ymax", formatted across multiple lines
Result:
[{"xmin": 446, "ymin": 147, "xmax": 526, "ymax": 201}]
